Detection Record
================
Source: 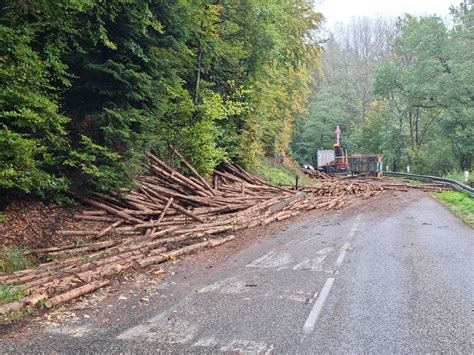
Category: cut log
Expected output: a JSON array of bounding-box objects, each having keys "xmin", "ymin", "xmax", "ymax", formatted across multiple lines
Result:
[
  {"xmin": 92, "ymin": 220, "xmax": 123, "ymax": 240},
  {"xmin": 171, "ymin": 146, "xmax": 216, "ymax": 195},
  {"xmin": 45, "ymin": 280, "xmax": 110, "ymax": 309},
  {"xmin": 69, "ymin": 192, "xmax": 143, "ymax": 224}
]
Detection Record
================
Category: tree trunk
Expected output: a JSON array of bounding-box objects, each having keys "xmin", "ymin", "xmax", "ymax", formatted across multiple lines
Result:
[{"xmin": 194, "ymin": 45, "xmax": 203, "ymax": 106}]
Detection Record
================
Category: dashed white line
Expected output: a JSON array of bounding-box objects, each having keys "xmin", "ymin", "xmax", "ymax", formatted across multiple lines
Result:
[
  {"xmin": 302, "ymin": 215, "xmax": 362, "ymax": 334},
  {"xmin": 334, "ymin": 249, "xmax": 347, "ymax": 269},
  {"xmin": 333, "ymin": 215, "xmax": 361, "ymax": 269},
  {"xmin": 335, "ymin": 241, "xmax": 353, "ymax": 269},
  {"xmin": 302, "ymin": 277, "xmax": 335, "ymax": 334}
]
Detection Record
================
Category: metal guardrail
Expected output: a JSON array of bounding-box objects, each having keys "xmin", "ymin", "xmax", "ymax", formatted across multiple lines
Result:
[{"xmin": 384, "ymin": 171, "xmax": 474, "ymax": 197}]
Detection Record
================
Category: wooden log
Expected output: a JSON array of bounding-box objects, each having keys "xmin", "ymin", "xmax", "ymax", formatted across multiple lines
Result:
[
  {"xmin": 81, "ymin": 210, "xmax": 107, "ymax": 216},
  {"xmin": 56, "ymin": 230, "xmax": 98, "ymax": 236},
  {"xmin": 0, "ymin": 293, "xmax": 47, "ymax": 317},
  {"xmin": 157, "ymin": 197, "xmax": 173, "ymax": 225},
  {"xmin": 69, "ymin": 192, "xmax": 143, "ymax": 224},
  {"xmin": 44, "ymin": 280, "xmax": 110, "ymax": 309},
  {"xmin": 140, "ymin": 182, "xmax": 222, "ymax": 207},
  {"xmin": 136, "ymin": 240, "xmax": 210, "ymax": 268},
  {"xmin": 146, "ymin": 153, "xmax": 210, "ymax": 196},
  {"xmin": 92, "ymin": 220, "xmax": 123, "ymax": 240},
  {"xmin": 48, "ymin": 239, "xmax": 121, "ymax": 257},
  {"xmin": 171, "ymin": 146, "xmax": 216, "ymax": 195},
  {"xmin": 208, "ymin": 234, "xmax": 236, "ymax": 247},
  {"xmin": 143, "ymin": 226, "xmax": 179, "ymax": 239},
  {"xmin": 74, "ymin": 215, "xmax": 118, "ymax": 222}
]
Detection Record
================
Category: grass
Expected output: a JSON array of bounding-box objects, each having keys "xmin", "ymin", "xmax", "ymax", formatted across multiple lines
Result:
[
  {"xmin": 249, "ymin": 157, "xmax": 314, "ymax": 187},
  {"xmin": 0, "ymin": 214, "xmax": 7, "ymax": 223},
  {"xmin": 431, "ymin": 191, "xmax": 474, "ymax": 228},
  {"xmin": 0, "ymin": 246, "xmax": 32, "ymax": 274},
  {"xmin": 0, "ymin": 284, "xmax": 26, "ymax": 306}
]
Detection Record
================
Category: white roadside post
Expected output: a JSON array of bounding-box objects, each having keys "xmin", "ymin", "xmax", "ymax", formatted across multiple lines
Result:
[
  {"xmin": 407, "ymin": 166, "xmax": 410, "ymax": 173},
  {"xmin": 465, "ymin": 171, "xmax": 469, "ymax": 183}
]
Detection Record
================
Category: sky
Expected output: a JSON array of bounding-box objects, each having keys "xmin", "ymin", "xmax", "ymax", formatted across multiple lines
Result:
[{"xmin": 317, "ymin": 0, "xmax": 459, "ymax": 28}]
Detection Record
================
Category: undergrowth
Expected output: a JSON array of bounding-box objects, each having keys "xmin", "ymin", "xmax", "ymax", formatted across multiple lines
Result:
[
  {"xmin": 0, "ymin": 246, "xmax": 32, "ymax": 274},
  {"xmin": 249, "ymin": 157, "xmax": 314, "ymax": 187},
  {"xmin": 0, "ymin": 284, "xmax": 26, "ymax": 305}
]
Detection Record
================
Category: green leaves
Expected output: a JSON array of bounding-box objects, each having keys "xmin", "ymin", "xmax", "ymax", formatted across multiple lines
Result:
[
  {"xmin": 0, "ymin": 0, "xmax": 322, "ymax": 197},
  {"xmin": 0, "ymin": 24, "xmax": 69, "ymax": 195}
]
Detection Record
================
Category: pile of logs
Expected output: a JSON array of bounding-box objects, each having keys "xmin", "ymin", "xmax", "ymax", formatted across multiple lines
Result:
[
  {"xmin": 0, "ymin": 150, "xmax": 449, "ymax": 318},
  {"xmin": 301, "ymin": 168, "xmax": 332, "ymax": 180}
]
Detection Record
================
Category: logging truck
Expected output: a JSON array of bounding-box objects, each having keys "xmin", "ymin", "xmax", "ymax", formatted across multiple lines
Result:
[{"xmin": 316, "ymin": 126, "xmax": 383, "ymax": 176}]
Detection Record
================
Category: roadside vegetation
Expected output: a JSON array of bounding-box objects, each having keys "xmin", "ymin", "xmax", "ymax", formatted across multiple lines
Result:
[
  {"xmin": 249, "ymin": 158, "xmax": 314, "ymax": 187},
  {"xmin": 0, "ymin": 285, "xmax": 26, "ymax": 306},
  {"xmin": 0, "ymin": 246, "xmax": 32, "ymax": 274},
  {"xmin": 0, "ymin": 1, "xmax": 322, "ymax": 199},
  {"xmin": 292, "ymin": 5, "xmax": 473, "ymax": 177},
  {"xmin": 432, "ymin": 192, "xmax": 474, "ymax": 228},
  {"xmin": 444, "ymin": 170, "xmax": 473, "ymax": 185}
]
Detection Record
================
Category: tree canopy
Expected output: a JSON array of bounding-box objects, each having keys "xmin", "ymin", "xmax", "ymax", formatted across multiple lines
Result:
[
  {"xmin": 0, "ymin": 0, "xmax": 322, "ymax": 197},
  {"xmin": 292, "ymin": 5, "xmax": 473, "ymax": 175}
]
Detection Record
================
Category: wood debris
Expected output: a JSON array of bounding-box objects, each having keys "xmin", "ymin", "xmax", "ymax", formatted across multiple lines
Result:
[{"xmin": 0, "ymin": 152, "xmax": 448, "ymax": 318}]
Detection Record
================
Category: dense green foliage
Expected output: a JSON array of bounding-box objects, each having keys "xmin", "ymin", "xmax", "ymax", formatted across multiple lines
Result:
[
  {"xmin": 292, "ymin": 5, "xmax": 473, "ymax": 176},
  {"xmin": 0, "ymin": 0, "xmax": 321, "ymax": 196}
]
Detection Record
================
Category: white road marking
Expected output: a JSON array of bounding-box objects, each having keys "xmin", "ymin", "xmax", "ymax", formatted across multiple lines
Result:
[
  {"xmin": 278, "ymin": 294, "xmax": 309, "ymax": 303},
  {"xmin": 293, "ymin": 256, "xmax": 327, "ymax": 271},
  {"xmin": 193, "ymin": 338, "xmax": 274, "ymax": 354},
  {"xmin": 334, "ymin": 249, "xmax": 347, "ymax": 269},
  {"xmin": 307, "ymin": 290, "xmax": 319, "ymax": 304},
  {"xmin": 221, "ymin": 340, "xmax": 274, "ymax": 354},
  {"xmin": 334, "ymin": 241, "xmax": 353, "ymax": 269},
  {"xmin": 333, "ymin": 215, "xmax": 361, "ymax": 269},
  {"xmin": 302, "ymin": 278, "xmax": 335, "ymax": 334},
  {"xmin": 198, "ymin": 276, "xmax": 249, "ymax": 294},
  {"xmin": 341, "ymin": 241, "xmax": 351, "ymax": 250},
  {"xmin": 246, "ymin": 251, "xmax": 291, "ymax": 269},
  {"xmin": 316, "ymin": 247, "xmax": 334, "ymax": 255},
  {"xmin": 348, "ymin": 214, "xmax": 362, "ymax": 238},
  {"xmin": 293, "ymin": 247, "xmax": 334, "ymax": 272}
]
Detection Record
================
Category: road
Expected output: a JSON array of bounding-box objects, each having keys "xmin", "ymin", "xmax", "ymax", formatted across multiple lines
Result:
[{"xmin": 1, "ymin": 191, "xmax": 473, "ymax": 353}]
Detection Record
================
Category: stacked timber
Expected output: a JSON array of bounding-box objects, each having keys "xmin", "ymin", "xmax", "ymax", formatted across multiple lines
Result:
[
  {"xmin": 301, "ymin": 168, "xmax": 332, "ymax": 180},
  {"xmin": 0, "ymin": 150, "xmax": 449, "ymax": 318}
]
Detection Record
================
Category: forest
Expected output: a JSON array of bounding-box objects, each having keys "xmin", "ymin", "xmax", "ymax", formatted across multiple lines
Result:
[
  {"xmin": 0, "ymin": 1, "xmax": 472, "ymax": 200},
  {"xmin": 0, "ymin": 0, "xmax": 321, "ymax": 198},
  {"xmin": 292, "ymin": 3, "xmax": 473, "ymax": 176}
]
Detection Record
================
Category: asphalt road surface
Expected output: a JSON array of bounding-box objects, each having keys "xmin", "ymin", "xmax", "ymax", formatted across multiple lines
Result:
[{"xmin": 1, "ymin": 191, "xmax": 473, "ymax": 353}]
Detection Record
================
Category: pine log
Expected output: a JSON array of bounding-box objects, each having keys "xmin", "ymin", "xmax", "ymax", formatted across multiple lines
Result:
[
  {"xmin": 69, "ymin": 193, "xmax": 143, "ymax": 224},
  {"xmin": 171, "ymin": 146, "xmax": 216, "ymax": 195},
  {"xmin": 0, "ymin": 293, "xmax": 47, "ymax": 317},
  {"xmin": 45, "ymin": 280, "xmax": 110, "ymax": 309},
  {"xmin": 92, "ymin": 220, "xmax": 123, "ymax": 240}
]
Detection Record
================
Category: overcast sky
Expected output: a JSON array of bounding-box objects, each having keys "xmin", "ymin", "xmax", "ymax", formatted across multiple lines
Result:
[{"xmin": 317, "ymin": 0, "xmax": 459, "ymax": 27}]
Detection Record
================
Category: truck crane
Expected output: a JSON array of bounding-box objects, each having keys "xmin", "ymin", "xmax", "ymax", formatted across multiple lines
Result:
[{"xmin": 317, "ymin": 125, "xmax": 349, "ymax": 174}]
